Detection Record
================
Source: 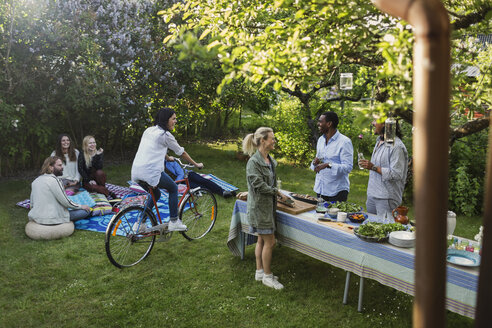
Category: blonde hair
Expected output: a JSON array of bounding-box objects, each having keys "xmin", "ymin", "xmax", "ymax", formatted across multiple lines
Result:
[
  {"xmin": 40, "ymin": 156, "xmax": 61, "ymax": 175},
  {"xmin": 82, "ymin": 135, "xmax": 95, "ymax": 168},
  {"xmin": 242, "ymin": 127, "xmax": 273, "ymax": 156}
]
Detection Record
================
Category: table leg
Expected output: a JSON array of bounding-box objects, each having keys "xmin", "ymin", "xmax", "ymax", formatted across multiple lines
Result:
[
  {"xmin": 343, "ymin": 271, "xmax": 351, "ymax": 304},
  {"xmin": 240, "ymin": 231, "xmax": 245, "ymax": 260},
  {"xmin": 358, "ymin": 277, "xmax": 364, "ymax": 312}
]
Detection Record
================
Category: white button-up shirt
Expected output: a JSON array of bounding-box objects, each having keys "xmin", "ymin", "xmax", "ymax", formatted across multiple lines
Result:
[
  {"xmin": 131, "ymin": 126, "xmax": 184, "ymax": 187},
  {"xmin": 310, "ymin": 130, "xmax": 353, "ymax": 197}
]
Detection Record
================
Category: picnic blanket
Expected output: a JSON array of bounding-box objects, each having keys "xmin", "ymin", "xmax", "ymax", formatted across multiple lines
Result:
[
  {"xmin": 17, "ymin": 175, "xmax": 238, "ymax": 235},
  {"xmin": 74, "ymin": 192, "xmax": 172, "ymax": 234},
  {"xmin": 16, "ymin": 183, "xmax": 134, "ymax": 210}
]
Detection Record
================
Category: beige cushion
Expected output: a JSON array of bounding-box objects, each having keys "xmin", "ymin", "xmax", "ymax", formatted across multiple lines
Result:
[{"xmin": 25, "ymin": 221, "xmax": 74, "ymax": 240}]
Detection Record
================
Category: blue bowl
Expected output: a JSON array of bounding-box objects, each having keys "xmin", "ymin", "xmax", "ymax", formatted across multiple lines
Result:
[{"xmin": 348, "ymin": 212, "xmax": 368, "ymax": 223}]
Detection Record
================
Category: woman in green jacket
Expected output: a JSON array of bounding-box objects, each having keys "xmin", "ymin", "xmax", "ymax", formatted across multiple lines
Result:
[{"xmin": 243, "ymin": 127, "xmax": 288, "ymax": 290}]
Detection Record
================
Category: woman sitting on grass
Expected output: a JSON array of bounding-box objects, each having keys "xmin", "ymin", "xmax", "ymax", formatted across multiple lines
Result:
[
  {"xmin": 51, "ymin": 133, "xmax": 81, "ymax": 191},
  {"xmin": 243, "ymin": 127, "xmax": 288, "ymax": 290},
  {"xmin": 78, "ymin": 135, "xmax": 114, "ymax": 198}
]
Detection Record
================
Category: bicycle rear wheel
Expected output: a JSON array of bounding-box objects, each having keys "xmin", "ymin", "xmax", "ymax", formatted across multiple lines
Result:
[
  {"xmin": 179, "ymin": 188, "xmax": 217, "ymax": 240},
  {"xmin": 105, "ymin": 205, "xmax": 157, "ymax": 268}
]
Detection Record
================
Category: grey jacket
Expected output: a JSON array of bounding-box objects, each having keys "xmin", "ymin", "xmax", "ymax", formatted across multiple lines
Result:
[
  {"xmin": 28, "ymin": 174, "xmax": 83, "ymax": 224},
  {"xmin": 246, "ymin": 150, "xmax": 278, "ymax": 230}
]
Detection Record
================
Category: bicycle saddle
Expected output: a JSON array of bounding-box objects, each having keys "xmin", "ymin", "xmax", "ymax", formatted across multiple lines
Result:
[{"xmin": 136, "ymin": 180, "xmax": 152, "ymax": 192}]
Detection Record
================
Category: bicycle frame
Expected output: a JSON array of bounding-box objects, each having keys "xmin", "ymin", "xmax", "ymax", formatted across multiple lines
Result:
[{"xmin": 139, "ymin": 161, "xmax": 199, "ymax": 226}]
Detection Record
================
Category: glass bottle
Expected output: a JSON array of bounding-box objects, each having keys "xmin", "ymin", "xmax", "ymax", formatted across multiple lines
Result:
[
  {"xmin": 316, "ymin": 198, "xmax": 326, "ymax": 213},
  {"xmin": 384, "ymin": 116, "xmax": 396, "ymax": 144}
]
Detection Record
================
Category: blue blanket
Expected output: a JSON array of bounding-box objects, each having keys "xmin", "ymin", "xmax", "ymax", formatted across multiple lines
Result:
[{"xmin": 74, "ymin": 192, "xmax": 172, "ymax": 234}]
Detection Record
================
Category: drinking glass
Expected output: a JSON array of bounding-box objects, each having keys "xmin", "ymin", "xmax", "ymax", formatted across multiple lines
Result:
[{"xmin": 357, "ymin": 151, "xmax": 365, "ymax": 169}]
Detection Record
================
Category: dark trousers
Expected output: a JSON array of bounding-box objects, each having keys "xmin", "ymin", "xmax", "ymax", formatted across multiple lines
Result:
[
  {"xmin": 188, "ymin": 171, "xmax": 224, "ymax": 195},
  {"xmin": 318, "ymin": 190, "xmax": 349, "ymax": 202},
  {"xmin": 83, "ymin": 169, "xmax": 109, "ymax": 196}
]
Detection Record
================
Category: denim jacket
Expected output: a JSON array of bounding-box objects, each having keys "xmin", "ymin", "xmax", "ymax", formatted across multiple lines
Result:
[{"xmin": 246, "ymin": 150, "xmax": 278, "ymax": 230}]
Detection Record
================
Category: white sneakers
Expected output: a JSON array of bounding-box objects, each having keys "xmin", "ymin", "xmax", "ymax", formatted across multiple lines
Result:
[
  {"xmin": 262, "ymin": 273, "xmax": 284, "ymax": 290},
  {"xmin": 256, "ymin": 270, "xmax": 284, "ymax": 289},
  {"xmin": 168, "ymin": 219, "xmax": 187, "ymax": 232},
  {"xmin": 132, "ymin": 222, "xmax": 148, "ymax": 234},
  {"xmin": 134, "ymin": 220, "xmax": 186, "ymax": 233}
]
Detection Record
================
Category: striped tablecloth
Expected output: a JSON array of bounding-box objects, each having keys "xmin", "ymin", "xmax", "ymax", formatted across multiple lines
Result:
[{"xmin": 227, "ymin": 200, "xmax": 478, "ymax": 318}]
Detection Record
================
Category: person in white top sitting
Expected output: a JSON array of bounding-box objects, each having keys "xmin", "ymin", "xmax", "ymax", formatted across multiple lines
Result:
[
  {"xmin": 28, "ymin": 156, "xmax": 91, "ymax": 225},
  {"xmin": 131, "ymin": 108, "xmax": 203, "ymax": 232},
  {"xmin": 51, "ymin": 134, "xmax": 81, "ymax": 190}
]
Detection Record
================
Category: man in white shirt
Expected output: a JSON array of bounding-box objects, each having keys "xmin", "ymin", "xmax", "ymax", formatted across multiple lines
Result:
[
  {"xmin": 310, "ymin": 111, "xmax": 353, "ymax": 202},
  {"xmin": 28, "ymin": 156, "xmax": 91, "ymax": 225}
]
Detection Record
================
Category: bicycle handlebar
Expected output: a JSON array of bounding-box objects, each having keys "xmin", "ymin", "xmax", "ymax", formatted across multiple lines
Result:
[{"xmin": 174, "ymin": 158, "xmax": 195, "ymax": 170}]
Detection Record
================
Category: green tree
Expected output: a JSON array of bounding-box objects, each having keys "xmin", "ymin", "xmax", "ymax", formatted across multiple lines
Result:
[{"xmin": 162, "ymin": 0, "xmax": 491, "ymax": 144}]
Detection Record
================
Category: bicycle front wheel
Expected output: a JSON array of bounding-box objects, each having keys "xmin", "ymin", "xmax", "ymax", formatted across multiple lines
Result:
[
  {"xmin": 179, "ymin": 188, "xmax": 217, "ymax": 240},
  {"xmin": 105, "ymin": 205, "xmax": 157, "ymax": 268}
]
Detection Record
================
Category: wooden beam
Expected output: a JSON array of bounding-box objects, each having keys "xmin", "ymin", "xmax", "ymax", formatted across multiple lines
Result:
[{"xmin": 372, "ymin": 1, "xmax": 450, "ymax": 327}]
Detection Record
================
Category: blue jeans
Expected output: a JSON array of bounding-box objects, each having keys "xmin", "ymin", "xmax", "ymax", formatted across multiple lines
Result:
[
  {"xmin": 69, "ymin": 209, "xmax": 90, "ymax": 221},
  {"xmin": 146, "ymin": 172, "xmax": 178, "ymax": 220}
]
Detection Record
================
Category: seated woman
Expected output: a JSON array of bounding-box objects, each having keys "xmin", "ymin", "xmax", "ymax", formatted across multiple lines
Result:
[
  {"xmin": 78, "ymin": 135, "xmax": 115, "ymax": 198},
  {"xmin": 51, "ymin": 134, "xmax": 81, "ymax": 191},
  {"xmin": 165, "ymin": 157, "xmax": 235, "ymax": 198}
]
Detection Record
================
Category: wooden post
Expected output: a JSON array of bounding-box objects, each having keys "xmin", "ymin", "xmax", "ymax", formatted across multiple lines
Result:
[
  {"xmin": 475, "ymin": 118, "xmax": 492, "ymax": 326},
  {"xmin": 371, "ymin": 1, "xmax": 450, "ymax": 327}
]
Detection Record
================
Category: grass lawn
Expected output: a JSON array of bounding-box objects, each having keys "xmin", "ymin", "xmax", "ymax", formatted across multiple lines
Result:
[{"xmin": 0, "ymin": 142, "xmax": 478, "ymax": 327}]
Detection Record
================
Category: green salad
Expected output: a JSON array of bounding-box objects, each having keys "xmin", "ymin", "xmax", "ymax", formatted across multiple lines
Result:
[
  {"xmin": 329, "ymin": 201, "xmax": 362, "ymax": 213},
  {"xmin": 356, "ymin": 222, "xmax": 406, "ymax": 239}
]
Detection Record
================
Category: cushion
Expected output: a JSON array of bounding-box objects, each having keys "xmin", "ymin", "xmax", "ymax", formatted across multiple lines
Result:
[
  {"xmin": 25, "ymin": 221, "xmax": 74, "ymax": 240},
  {"xmin": 117, "ymin": 195, "xmax": 147, "ymax": 209},
  {"xmin": 89, "ymin": 193, "xmax": 113, "ymax": 216},
  {"xmin": 68, "ymin": 190, "xmax": 97, "ymax": 208}
]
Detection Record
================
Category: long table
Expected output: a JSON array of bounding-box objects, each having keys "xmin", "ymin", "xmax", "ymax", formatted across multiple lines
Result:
[{"xmin": 227, "ymin": 199, "xmax": 478, "ymax": 319}]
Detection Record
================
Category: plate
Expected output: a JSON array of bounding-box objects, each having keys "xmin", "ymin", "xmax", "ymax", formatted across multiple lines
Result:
[
  {"xmin": 289, "ymin": 193, "xmax": 318, "ymax": 205},
  {"xmin": 353, "ymin": 227, "xmax": 388, "ymax": 243},
  {"xmin": 348, "ymin": 212, "xmax": 368, "ymax": 223},
  {"xmin": 446, "ymin": 249, "xmax": 481, "ymax": 267},
  {"xmin": 389, "ymin": 231, "xmax": 415, "ymax": 248}
]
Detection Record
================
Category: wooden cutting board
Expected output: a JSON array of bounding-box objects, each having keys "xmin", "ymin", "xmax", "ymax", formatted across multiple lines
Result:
[
  {"xmin": 277, "ymin": 198, "xmax": 316, "ymax": 215},
  {"xmin": 317, "ymin": 220, "xmax": 355, "ymax": 234}
]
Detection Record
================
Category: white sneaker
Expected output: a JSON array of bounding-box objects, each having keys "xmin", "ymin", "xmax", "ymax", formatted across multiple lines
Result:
[
  {"xmin": 132, "ymin": 222, "xmax": 148, "ymax": 234},
  {"xmin": 168, "ymin": 219, "xmax": 187, "ymax": 232},
  {"xmin": 262, "ymin": 274, "xmax": 284, "ymax": 290},
  {"xmin": 255, "ymin": 270, "xmax": 278, "ymax": 281}
]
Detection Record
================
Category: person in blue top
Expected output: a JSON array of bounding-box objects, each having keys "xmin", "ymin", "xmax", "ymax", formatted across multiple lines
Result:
[
  {"xmin": 358, "ymin": 119, "xmax": 408, "ymax": 217},
  {"xmin": 164, "ymin": 158, "xmax": 235, "ymax": 198},
  {"xmin": 310, "ymin": 111, "xmax": 353, "ymax": 202}
]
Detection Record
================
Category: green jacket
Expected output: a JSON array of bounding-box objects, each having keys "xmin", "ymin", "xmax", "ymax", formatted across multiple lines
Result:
[{"xmin": 246, "ymin": 150, "xmax": 278, "ymax": 230}]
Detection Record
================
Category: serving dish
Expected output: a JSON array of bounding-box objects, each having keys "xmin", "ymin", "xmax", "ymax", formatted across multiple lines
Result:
[
  {"xmin": 389, "ymin": 231, "xmax": 415, "ymax": 248},
  {"xmin": 289, "ymin": 193, "xmax": 318, "ymax": 205},
  {"xmin": 353, "ymin": 227, "xmax": 388, "ymax": 243},
  {"xmin": 348, "ymin": 212, "xmax": 368, "ymax": 223},
  {"xmin": 446, "ymin": 249, "xmax": 481, "ymax": 267}
]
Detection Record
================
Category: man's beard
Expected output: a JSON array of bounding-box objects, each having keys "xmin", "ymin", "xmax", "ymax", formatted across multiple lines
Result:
[{"xmin": 53, "ymin": 168, "xmax": 63, "ymax": 176}]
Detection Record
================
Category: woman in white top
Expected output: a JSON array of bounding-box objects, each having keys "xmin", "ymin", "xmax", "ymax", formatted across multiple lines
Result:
[
  {"xmin": 131, "ymin": 108, "xmax": 203, "ymax": 232},
  {"xmin": 51, "ymin": 134, "xmax": 81, "ymax": 190}
]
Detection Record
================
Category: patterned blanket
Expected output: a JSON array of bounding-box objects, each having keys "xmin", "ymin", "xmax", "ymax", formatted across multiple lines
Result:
[{"xmin": 17, "ymin": 175, "xmax": 238, "ymax": 234}]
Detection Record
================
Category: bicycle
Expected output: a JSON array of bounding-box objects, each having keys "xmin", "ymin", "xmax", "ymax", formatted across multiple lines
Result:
[{"xmin": 105, "ymin": 159, "xmax": 218, "ymax": 268}]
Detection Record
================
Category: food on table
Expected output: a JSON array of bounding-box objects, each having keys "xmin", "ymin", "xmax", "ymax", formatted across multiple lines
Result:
[
  {"xmin": 356, "ymin": 222, "xmax": 406, "ymax": 239},
  {"xmin": 277, "ymin": 195, "xmax": 295, "ymax": 207},
  {"xmin": 328, "ymin": 201, "xmax": 362, "ymax": 213},
  {"xmin": 348, "ymin": 213, "xmax": 367, "ymax": 223},
  {"xmin": 290, "ymin": 193, "xmax": 318, "ymax": 204}
]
